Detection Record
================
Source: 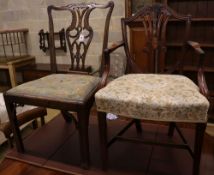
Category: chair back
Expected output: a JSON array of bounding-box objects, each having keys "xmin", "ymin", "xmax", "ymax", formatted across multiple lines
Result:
[
  {"xmin": 121, "ymin": 3, "xmax": 191, "ymax": 73},
  {"xmin": 47, "ymin": 1, "xmax": 114, "ymax": 74}
]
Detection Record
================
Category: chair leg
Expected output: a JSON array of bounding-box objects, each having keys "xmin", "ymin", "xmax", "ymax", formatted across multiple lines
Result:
[
  {"xmin": 32, "ymin": 119, "xmax": 38, "ymax": 129},
  {"xmin": 7, "ymin": 136, "xmax": 14, "ymax": 148},
  {"xmin": 61, "ymin": 110, "xmax": 73, "ymax": 123},
  {"xmin": 77, "ymin": 108, "xmax": 90, "ymax": 169},
  {"xmin": 168, "ymin": 122, "xmax": 176, "ymax": 137},
  {"xmin": 98, "ymin": 111, "xmax": 108, "ymax": 170},
  {"xmin": 134, "ymin": 119, "xmax": 142, "ymax": 134},
  {"xmin": 192, "ymin": 123, "xmax": 206, "ymax": 175},
  {"xmin": 4, "ymin": 96, "xmax": 24, "ymax": 153},
  {"xmin": 40, "ymin": 116, "xmax": 45, "ymax": 126}
]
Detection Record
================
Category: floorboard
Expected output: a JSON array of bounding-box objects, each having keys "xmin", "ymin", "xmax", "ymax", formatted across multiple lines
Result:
[{"xmin": 1, "ymin": 114, "xmax": 213, "ymax": 175}]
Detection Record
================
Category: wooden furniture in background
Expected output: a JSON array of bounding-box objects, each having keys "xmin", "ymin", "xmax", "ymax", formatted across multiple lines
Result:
[
  {"xmin": 38, "ymin": 28, "xmax": 67, "ymax": 53},
  {"xmin": 125, "ymin": 0, "xmax": 214, "ymax": 120},
  {"xmin": 0, "ymin": 107, "xmax": 46, "ymax": 147},
  {"xmin": 0, "ymin": 28, "xmax": 35, "ymax": 87},
  {"xmin": 19, "ymin": 62, "xmax": 93, "ymax": 83},
  {"xmin": 0, "ymin": 56, "xmax": 35, "ymax": 87},
  {"xmin": 19, "ymin": 63, "xmax": 71, "ymax": 82}
]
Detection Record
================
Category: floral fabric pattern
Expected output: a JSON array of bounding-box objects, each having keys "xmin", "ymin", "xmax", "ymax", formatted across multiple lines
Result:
[
  {"xmin": 7, "ymin": 74, "xmax": 101, "ymax": 103},
  {"xmin": 95, "ymin": 74, "xmax": 209, "ymax": 123}
]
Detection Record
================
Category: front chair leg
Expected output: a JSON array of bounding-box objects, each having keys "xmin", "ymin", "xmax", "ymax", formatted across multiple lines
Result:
[
  {"xmin": 77, "ymin": 108, "xmax": 90, "ymax": 169},
  {"xmin": 193, "ymin": 123, "xmax": 206, "ymax": 175},
  {"xmin": 4, "ymin": 96, "xmax": 24, "ymax": 153},
  {"xmin": 98, "ymin": 111, "xmax": 108, "ymax": 170}
]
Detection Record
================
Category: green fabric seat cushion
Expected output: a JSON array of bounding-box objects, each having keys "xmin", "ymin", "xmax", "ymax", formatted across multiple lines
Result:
[
  {"xmin": 95, "ymin": 74, "xmax": 209, "ymax": 123},
  {"xmin": 7, "ymin": 74, "xmax": 101, "ymax": 103}
]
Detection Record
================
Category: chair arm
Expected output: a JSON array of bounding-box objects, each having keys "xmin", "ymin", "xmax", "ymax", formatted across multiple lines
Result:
[
  {"xmin": 187, "ymin": 41, "xmax": 204, "ymax": 55},
  {"xmin": 187, "ymin": 41, "xmax": 209, "ymax": 97},
  {"xmin": 105, "ymin": 41, "xmax": 125, "ymax": 54},
  {"xmin": 99, "ymin": 41, "xmax": 125, "ymax": 88}
]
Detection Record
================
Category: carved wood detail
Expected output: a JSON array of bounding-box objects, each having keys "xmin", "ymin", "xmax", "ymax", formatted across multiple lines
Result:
[
  {"xmin": 47, "ymin": 2, "xmax": 114, "ymax": 73},
  {"xmin": 122, "ymin": 3, "xmax": 191, "ymax": 73}
]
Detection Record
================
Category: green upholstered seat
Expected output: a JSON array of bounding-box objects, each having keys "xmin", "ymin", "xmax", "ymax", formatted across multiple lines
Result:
[
  {"xmin": 95, "ymin": 74, "xmax": 209, "ymax": 123},
  {"xmin": 7, "ymin": 74, "xmax": 101, "ymax": 103}
]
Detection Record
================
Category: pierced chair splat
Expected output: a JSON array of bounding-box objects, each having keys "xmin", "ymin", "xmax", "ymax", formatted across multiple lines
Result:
[
  {"xmin": 95, "ymin": 3, "xmax": 209, "ymax": 175},
  {"xmin": 3, "ymin": 1, "xmax": 114, "ymax": 169}
]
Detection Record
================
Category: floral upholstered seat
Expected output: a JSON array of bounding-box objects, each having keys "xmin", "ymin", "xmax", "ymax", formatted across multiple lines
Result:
[
  {"xmin": 95, "ymin": 74, "xmax": 209, "ymax": 123},
  {"xmin": 95, "ymin": 4, "xmax": 210, "ymax": 174},
  {"xmin": 8, "ymin": 74, "xmax": 101, "ymax": 103}
]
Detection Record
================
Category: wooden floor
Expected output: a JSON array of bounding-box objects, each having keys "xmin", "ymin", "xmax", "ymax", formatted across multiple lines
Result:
[{"xmin": 0, "ymin": 114, "xmax": 213, "ymax": 175}]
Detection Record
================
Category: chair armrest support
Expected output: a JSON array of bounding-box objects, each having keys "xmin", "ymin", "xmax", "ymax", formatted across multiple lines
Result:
[
  {"xmin": 99, "ymin": 41, "xmax": 125, "ymax": 88},
  {"xmin": 198, "ymin": 67, "xmax": 209, "ymax": 97},
  {"xmin": 187, "ymin": 41, "xmax": 209, "ymax": 97}
]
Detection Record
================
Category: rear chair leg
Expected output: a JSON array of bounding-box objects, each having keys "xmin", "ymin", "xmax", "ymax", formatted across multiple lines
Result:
[
  {"xmin": 134, "ymin": 119, "xmax": 142, "ymax": 134},
  {"xmin": 61, "ymin": 110, "xmax": 73, "ymax": 123},
  {"xmin": 168, "ymin": 122, "xmax": 176, "ymax": 137},
  {"xmin": 32, "ymin": 120, "xmax": 38, "ymax": 129}
]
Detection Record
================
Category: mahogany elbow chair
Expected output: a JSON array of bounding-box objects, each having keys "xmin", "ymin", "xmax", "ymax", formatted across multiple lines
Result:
[
  {"xmin": 3, "ymin": 1, "xmax": 114, "ymax": 169},
  {"xmin": 95, "ymin": 3, "xmax": 209, "ymax": 175}
]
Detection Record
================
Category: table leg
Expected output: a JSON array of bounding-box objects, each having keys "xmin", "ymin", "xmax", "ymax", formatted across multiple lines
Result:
[{"xmin": 8, "ymin": 64, "xmax": 17, "ymax": 87}]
